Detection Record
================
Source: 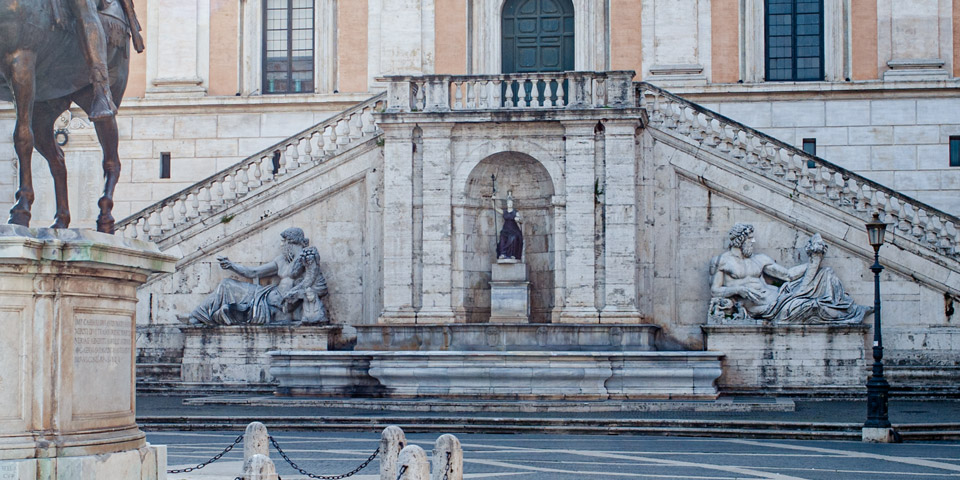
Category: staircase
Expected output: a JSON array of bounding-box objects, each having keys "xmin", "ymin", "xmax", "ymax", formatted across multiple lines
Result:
[{"xmin": 116, "ymin": 92, "xmax": 386, "ymax": 245}]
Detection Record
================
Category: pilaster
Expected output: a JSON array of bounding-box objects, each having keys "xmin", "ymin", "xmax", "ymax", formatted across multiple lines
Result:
[
  {"xmin": 601, "ymin": 121, "xmax": 642, "ymax": 323},
  {"xmin": 417, "ymin": 123, "xmax": 457, "ymax": 323},
  {"xmin": 558, "ymin": 121, "xmax": 600, "ymax": 323},
  {"xmin": 379, "ymin": 124, "xmax": 417, "ymax": 323}
]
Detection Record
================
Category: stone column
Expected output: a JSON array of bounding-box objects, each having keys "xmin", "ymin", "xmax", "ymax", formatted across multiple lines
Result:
[
  {"xmin": 379, "ymin": 124, "xmax": 418, "ymax": 323},
  {"xmin": 146, "ymin": 0, "xmax": 209, "ymax": 96},
  {"xmin": 558, "ymin": 121, "xmax": 599, "ymax": 323},
  {"xmin": 0, "ymin": 226, "xmax": 176, "ymax": 479},
  {"xmin": 417, "ymin": 124, "xmax": 457, "ymax": 323},
  {"xmin": 601, "ymin": 121, "xmax": 642, "ymax": 323}
]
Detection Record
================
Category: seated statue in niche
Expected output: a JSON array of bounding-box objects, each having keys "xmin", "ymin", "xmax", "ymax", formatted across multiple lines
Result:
[
  {"xmin": 186, "ymin": 227, "xmax": 329, "ymax": 326},
  {"xmin": 708, "ymin": 223, "xmax": 871, "ymax": 325},
  {"xmin": 493, "ymin": 191, "xmax": 524, "ymax": 261}
]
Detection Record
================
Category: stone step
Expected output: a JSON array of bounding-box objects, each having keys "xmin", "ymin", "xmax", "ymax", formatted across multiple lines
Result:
[{"xmin": 134, "ymin": 415, "xmax": 960, "ymax": 441}]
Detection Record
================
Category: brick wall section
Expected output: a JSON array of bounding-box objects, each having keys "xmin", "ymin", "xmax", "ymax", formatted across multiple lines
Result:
[
  {"xmin": 710, "ymin": 0, "xmax": 740, "ymax": 83},
  {"xmin": 208, "ymin": 0, "xmax": 240, "ymax": 96},
  {"xmin": 610, "ymin": 0, "xmax": 643, "ymax": 77},
  {"xmin": 851, "ymin": 0, "xmax": 879, "ymax": 81}
]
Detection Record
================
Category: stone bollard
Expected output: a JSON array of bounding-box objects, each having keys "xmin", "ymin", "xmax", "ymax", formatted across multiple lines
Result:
[
  {"xmin": 242, "ymin": 454, "xmax": 278, "ymax": 480},
  {"xmin": 380, "ymin": 425, "xmax": 407, "ymax": 480},
  {"xmin": 396, "ymin": 445, "xmax": 430, "ymax": 480},
  {"xmin": 431, "ymin": 434, "xmax": 463, "ymax": 480},
  {"xmin": 245, "ymin": 422, "xmax": 270, "ymax": 461}
]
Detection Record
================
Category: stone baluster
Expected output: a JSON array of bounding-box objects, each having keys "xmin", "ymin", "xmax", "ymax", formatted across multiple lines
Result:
[
  {"xmin": 122, "ymin": 221, "xmax": 136, "ymax": 239},
  {"xmin": 649, "ymin": 93, "xmax": 662, "ymax": 124},
  {"xmin": 755, "ymin": 142, "xmax": 771, "ymax": 170},
  {"xmin": 836, "ymin": 174, "xmax": 853, "ymax": 205},
  {"xmin": 718, "ymin": 125, "xmax": 732, "ymax": 153},
  {"xmin": 939, "ymin": 221, "xmax": 956, "ymax": 254},
  {"xmin": 286, "ymin": 143, "xmax": 300, "ymax": 172},
  {"xmin": 771, "ymin": 147, "xmax": 787, "ymax": 177},
  {"xmin": 189, "ymin": 191, "xmax": 200, "ymax": 218},
  {"xmin": 207, "ymin": 179, "xmax": 222, "ymax": 208},
  {"xmin": 238, "ymin": 165, "xmax": 250, "ymax": 197},
  {"xmin": 148, "ymin": 210, "xmax": 162, "ymax": 239},
  {"xmin": 431, "ymin": 435, "xmax": 463, "ymax": 480},
  {"xmin": 349, "ymin": 113, "xmax": 363, "ymax": 140},
  {"xmin": 139, "ymin": 216, "xmax": 150, "ymax": 239},
  {"xmin": 397, "ymin": 445, "xmax": 429, "ymax": 480},
  {"xmin": 313, "ymin": 130, "xmax": 325, "ymax": 162},
  {"xmin": 707, "ymin": 119, "xmax": 722, "ymax": 147},
  {"xmin": 453, "ymin": 81, "xmax": 463, "ymax": 109},
  {"xmin": 415, "ymin": 80, "xmax": 426, "ymax": 111},
  {"xmin": 176, "ymin": 197, "xmax": 187, "ymax": 224},
  {"xmin": 336, "ymin": 118, "xmax": 350, "ymax": 146},
  {"xmin": 325, "ymin": 125, "xmax": 338, "ymax": 153},
  {"xmin": 361, "ymin": 108, "xmax": 377, "ymax": 135},
  {"xmin": 301, "ymin": 133, "xmax": 314, "ymax": 164},
  {"xmin": 276, "ymin": 147, "xmax": 288, "ymax": 176},
  {"xmin": 468, "ymin": 80, "xmax": 478, "ymax": 108},
  {"xmin": 922, "ymin": 211, "xmax": 939, "ymax": 245},
  {"xmin": 545, "ymin": 78, "xmax": 556, "ymax": 107},
  {"xmin": 825, "ymin": 171, "xmax": 842, "ymax": 200},
  {"xmin": 813, "ymin": 166, "xmax": 828, "ymax": 194},
  {"xmin": 492, "ymin": 79, "xmax": 502, "ymax": 108},
  {"xmin": 225, "ymin": 172, "xmax": 238, "ymax": 202},
  {"xmin": 380, "ymin": 426, "xmax": 407, "ymax": 480},
  {"xmin": 261, "ymin": 155, "xmax": 275, "ymax": 185},
  {"xmin": 690, "ymin": 113, "xmax": 706, "ymax": 142},
  {"xmin": 556, "ymin": 76, "xmax": 566, "ymax": 107},
  {"xmin": 731, "ymin": 130, "xmax": 747, "ymax": 160},
  {"xmin": 505, "ymin": 80, "xmax": 517, "ymax": 108}
]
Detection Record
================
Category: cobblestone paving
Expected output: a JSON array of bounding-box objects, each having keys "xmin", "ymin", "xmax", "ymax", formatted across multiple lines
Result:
[{"xmin": 150, "ymin": 431, "xmax": 960, "ymax": 480}]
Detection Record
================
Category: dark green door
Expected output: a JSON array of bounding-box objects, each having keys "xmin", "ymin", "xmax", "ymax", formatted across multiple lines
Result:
[{"xmin": 502, "ymin": 0, "xmax": 575, "ymax": 74}]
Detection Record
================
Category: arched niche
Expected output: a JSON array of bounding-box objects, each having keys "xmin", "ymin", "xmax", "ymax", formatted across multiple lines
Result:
[{"xmin": 457, "ymin": 152, "xmax": 556, "ymax": 323}]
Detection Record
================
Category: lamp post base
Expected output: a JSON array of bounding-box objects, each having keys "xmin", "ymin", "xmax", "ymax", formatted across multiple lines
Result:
[{"xmin": 862, "ymin": 427, "xmax": 897, "ymax": 443}]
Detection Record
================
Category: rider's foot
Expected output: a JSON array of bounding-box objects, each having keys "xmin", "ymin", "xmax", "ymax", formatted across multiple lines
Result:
[{"xmin": 89, "ymin": 84, "xmax": 117, "ymax": 121}]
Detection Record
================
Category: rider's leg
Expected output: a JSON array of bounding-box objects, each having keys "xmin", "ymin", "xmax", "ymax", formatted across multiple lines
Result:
[{"xmin": 70, "ymin": 0, "xmax": 116, "ymax": 121}]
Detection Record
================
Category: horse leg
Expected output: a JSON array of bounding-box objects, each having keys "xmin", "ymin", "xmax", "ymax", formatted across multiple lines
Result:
[
  {"xmin": 33, "ymin": 101, "xmax": 73, "ymax": 229},
  {"xmin": 92, "ymin": 115, "xmax": 120, "ymax": 234},
  {"xmin": 4, "ymin": 52, "xmax": 38, "ymax": 228},
  {"xmin": 73, "ymin": 87, "xmax": 120, "ymax": 234}
]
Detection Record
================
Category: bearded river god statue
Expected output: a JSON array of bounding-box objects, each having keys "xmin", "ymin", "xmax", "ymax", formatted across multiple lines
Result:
[
  {"xmin": 185, "ymin": 227, "xmax": 330, "ymax": 326},
  {"xmin": 708, "ymin": 223, "xmax": 871, "ymax": 325}
]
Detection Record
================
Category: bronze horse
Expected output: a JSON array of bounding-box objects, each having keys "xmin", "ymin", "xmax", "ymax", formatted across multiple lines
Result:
[{"xmin": 0, "ymin": 0, "xmax": 136, "ymax": 233}]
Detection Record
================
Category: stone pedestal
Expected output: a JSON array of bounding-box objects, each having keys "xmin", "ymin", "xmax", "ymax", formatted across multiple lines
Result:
[
  {"xmin": 0, "ymin": 226, "xmax": 177, "ymax": 479},
  {"xmin": 181, "ymin": 325, "xmax": 342, "ymax": 385},
  {"xmin": 702, "ymin": 323, "xmax": 869, "ymax": 394},
  {"xmin": 489, "ymin": 261, "xmax": 529, "ymax": 323}
]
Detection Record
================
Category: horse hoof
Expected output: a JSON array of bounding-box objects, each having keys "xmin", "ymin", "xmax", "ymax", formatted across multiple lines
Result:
[
  {"xmin": 8, "ymin": 211, "xmax": 30, "ymax": 228},
  {"xmin": 50, "ymin": 220, "xmax": 70, "ymax": 229},
  {"xmin": 96, "ymin": 217, "xmax": 115, "ymax": 234}
]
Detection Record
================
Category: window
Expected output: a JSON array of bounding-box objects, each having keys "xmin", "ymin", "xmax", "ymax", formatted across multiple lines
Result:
[
  {"xmin": 765, "ymin": 0, "xmax": 824, "ymax": 81},
  {"xmin": 951, "ymin": 137, "xmax": 960, "ymax": 167},
  {"xmin": 802, "ymin": 138, "xmax": 816, "ymax": 168},
  {"xmin": 160, "ymin": 153, "xmax": 171, "ymax": 179},
  {"xmin": 263, "ymin": 0, "xmax": 315, "ymax": 94}
]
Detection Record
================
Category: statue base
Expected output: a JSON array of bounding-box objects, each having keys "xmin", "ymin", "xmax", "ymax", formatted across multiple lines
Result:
[
  {"xmin": 489, "ymin": 261, "xmax": 530, "ymax": 323},
  {"xmin": 0, "ymin": 226, "xmax": 176, "ymax": 479},
  {"xmin": 702, "ymin": 323, "xmax": 869, "ymax": 394},
  {"xmin": 181, "ymin": 325, "xmax": 343, "ymax": 386}
]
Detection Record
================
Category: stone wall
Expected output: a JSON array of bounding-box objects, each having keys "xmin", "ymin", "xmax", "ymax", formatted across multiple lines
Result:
[
  {"xmin": 689, "ymin": 93, "xmax": 960, "ymax": 215},
  {"xmin": 135, "ymin": 143, "xmax": 383, "ymax": 365},
  {"xmin": 643, "ymin": 129, "xmax": 960, "ymax": 375}
]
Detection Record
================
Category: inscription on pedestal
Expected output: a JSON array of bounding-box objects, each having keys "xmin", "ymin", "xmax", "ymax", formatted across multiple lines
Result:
[{"xmin": 73, "ymin": 313, "xmax": 133, "ymax": 416}]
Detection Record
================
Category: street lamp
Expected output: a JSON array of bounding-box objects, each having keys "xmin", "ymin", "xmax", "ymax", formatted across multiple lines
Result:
[{"xmin": 864, "ymin": 213, "xmax": 893, "ymax": 441}]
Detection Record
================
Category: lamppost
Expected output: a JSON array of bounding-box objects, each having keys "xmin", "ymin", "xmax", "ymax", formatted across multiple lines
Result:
[{"xmin": 864, "ymin": 213, "xmax": 893, "ymax": 442}]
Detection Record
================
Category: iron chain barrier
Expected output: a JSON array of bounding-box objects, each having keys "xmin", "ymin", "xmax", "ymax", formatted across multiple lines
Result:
[
  {"xmin": 395, "ymin": 464, "xmax": 407, "ymax": 480},
  {"xmin": 441, "ymin": 452, "xmax": 452, "ymax": 480},
  {"xmin": 167, "ymin": 432, "xmax": 244, "ymax": 476},
  {"xmin": 269, "ymin": 434, "xmax": 380, "ymax": 479}
]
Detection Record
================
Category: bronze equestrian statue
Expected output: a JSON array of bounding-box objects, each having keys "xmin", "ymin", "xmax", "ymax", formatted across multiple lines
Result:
[{"xmin": 0, "ymin": 0, "xmax": 143, "ymax": 233}]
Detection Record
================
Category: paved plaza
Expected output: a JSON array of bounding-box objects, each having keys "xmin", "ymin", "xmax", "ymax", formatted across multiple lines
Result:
[{"xmin": 152, "ymin": 430, "xmax": 960, "ymax": 480}]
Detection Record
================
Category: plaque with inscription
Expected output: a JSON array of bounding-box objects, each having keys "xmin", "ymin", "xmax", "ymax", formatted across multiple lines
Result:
[{"xmin": 72, "ymin": 313, "xmax": 133, "ymax": 417}]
